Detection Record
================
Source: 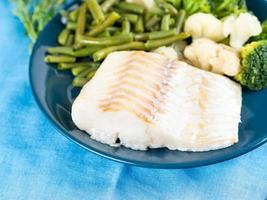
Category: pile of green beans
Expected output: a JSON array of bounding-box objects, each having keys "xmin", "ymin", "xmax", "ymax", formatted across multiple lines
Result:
[{"xmin": 45, "ymin": 0, "xmax": 189, "ymax": 87}]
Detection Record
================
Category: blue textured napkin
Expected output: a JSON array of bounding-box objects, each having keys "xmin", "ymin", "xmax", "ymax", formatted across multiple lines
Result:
[{"xmin": 0, "ymin": 1, "xmax": 267, "ymax": 199}]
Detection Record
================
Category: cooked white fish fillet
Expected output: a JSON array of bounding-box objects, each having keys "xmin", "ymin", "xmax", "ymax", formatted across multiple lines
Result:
[{"xmin": 72, "ymin": 51, "xmax": 242, "ymax": 151}]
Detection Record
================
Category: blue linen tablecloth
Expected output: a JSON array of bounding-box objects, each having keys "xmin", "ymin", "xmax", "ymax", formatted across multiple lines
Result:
[{"xmin": 0, "ymin": 1, "xmax": 267, "ymax": 199}]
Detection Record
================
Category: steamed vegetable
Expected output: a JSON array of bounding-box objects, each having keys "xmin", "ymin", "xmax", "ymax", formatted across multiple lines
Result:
[
  {"xmin": 250, "ymin": 20, "xmax": 267, "ymax": 42},
  {"xmin": 182, "ymin": 0, "xmax": 210, "ymax": 16},
  {"xmin": 235, "ymin": 40, "xmax": 267, "ymax": 90},
  {"xmin": 184, "ymin": 38, "xmax": 241, "ymax": 76},
  {"xmin": 153, "ymin": 46, "xmax": 178, "ymax": 59},
  {"xmin": 223, "ymin": 13, "xmax": 262, "ymax": 49},
  {"xmin": 210, "ymin": 0, "xmax": 247, "ymax": 18},
  {"xmin": 184, "ymin": 13, "xmax": 225, "ymax": 41}
]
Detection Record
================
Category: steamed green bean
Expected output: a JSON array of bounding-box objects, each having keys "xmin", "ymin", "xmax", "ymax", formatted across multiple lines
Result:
[
  {"xmin": 75, "ymin": 3, "xmax": 87, "ymax": 42},
  {"xmin": 93, "ymin": 41, "xmax": 145, "ymax": 61},
  {"xmin": 44, "ymin": 55, "xmax": 76, "ymax": 63},
  {"xmin": 87, "ymin": 0, "xmax": 105, "ymax": 24},
  {"xmin": 101, "ymin": 0, "xmax": 117, "ymax": 13},
  {"xmin": 87, "ymin": 12, "xmax": 120, "ymax": 36},
  {"xmin": 161, "ymin": 14, "xmax": 170, "ymax": 31},
  {"xmin": 134, "ymin": 17, "xmax": 144, "ymax": 33},
  {"xmin": 116, "ymin": 2, "xmax": 145, "ymax": 14},
  {"xmin": 122, "ymin": 19, "xmax": 131, "ymax": 33},
  {"xmin": 77, "ymin": 34, "xmax": 133, "ymax": 46},
  {"xmin": 145, "ymin": 32, "xmax": 190, "ymax": 49},
  {"xmin": 58, "ymin": 28, "xmax": 70, "ymax": 46},
  {"xmin": 148, "ymin": 29, "xmax": 177, "ymax": 40}
]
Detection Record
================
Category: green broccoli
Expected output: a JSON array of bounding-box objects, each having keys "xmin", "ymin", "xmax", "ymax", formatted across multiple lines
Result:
[
  {"xmin": 250, "ymin": 20, "xmax": 267, "ymax": 42},
  {"xmin": 235, "ymin": 40, "xmax": 267, "ymax": 90},
  {"xmin": 210, "ymin": 0, "xmax": 247, "ymax": 18},
  {"xmin": 181, "ymin": 0, "xmax": 210, "ymax": 16}
]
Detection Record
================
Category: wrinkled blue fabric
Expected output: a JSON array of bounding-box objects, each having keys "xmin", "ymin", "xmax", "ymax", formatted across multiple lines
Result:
[{"xmin": 0, "ymin": 1, "xmax": 267, "ymax": 199}]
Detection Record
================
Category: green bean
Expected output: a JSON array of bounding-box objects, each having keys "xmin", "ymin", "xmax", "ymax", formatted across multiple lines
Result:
[
  {"xmin": 134, "ymin": 33, "xmax": 149, "ymax": 41},
  {"xmin": 101, "ymin": 0, "xmax": 117, "ymax": 13},
  {"xmin": 93, "ymin": 42, "xmax": 145, "ymax": 61},
  {"xmin": 87, "ymin": 12, "xmax": 120, "ymax": 36},
  {"xmin": 47, "ymin": 46, "xmax": 73, "ymax": 55},
  {"xmin": 145, "ymin": 32, "xmax": 190, "ymax": 49},
  {"xmin": 86, "ymin": 0, "xmax": 105, "ymax": 24},
  {"xmin": 72, "ymin": 66, "xmax": 88, "ymax": 76},
  {"xmin": 58, "ymin": 62, "xmax": 97, "ymax": 70},
  {"xmin": 134, "ymin": 17, "xmax": 144, "ymax": 33},
  {"xmin": 155, "ymin": 0, "xmax": 178, "ymax": 15},
  {"xmin": 161, "ymin": 14, "xmax": 170, "ymax": 31},
  {"xmin": 163, "ymin": 3, "xmax": 178, "ymax": 15},
  {"xmin": 72, "ymin": 46, "xmax": 103, "ymax": 57},
  {"xmin": 87, "ymin": 70, "xmax": 97, "ymax": 79},
  {"xmin": 66, "ymin": 22, "xmax": 76, "ymax": 30},
  {"xmin": 148, "ymin": 29, "xmax": 176, "ymax": 40},
  {"xmin": 69, "ymin": 8, "xmax": 79, "ymax": 22},
  {"xmin": 58, "ymin": 28, "xmax": 70, "ymax": 46},
  {"xmin": 44, "ymin": 55, "xmax": 76, "ymax": 63},
  {"xmin": 175, "ymin": 10, "xmax": 186, "ymax": 34},
  {"xmin": 122, "ymin": 14, "xmax": 138, "ymax": 24},
  {"xmin": 98, "ymin": 29, "xmax": 111, "ymax": 37},
  {"xmin": 77, "ymin": 67, "xmax": 98, "ymax": 78},
  {"xmin": 77, "ymin": 34, "xmax": 133, "ymax": 46},
  {"xmin": 116, "ymin": 2, "xmax": 145, "ymax": 14},
  {"xmin": 75, "ymin": 3, "xmax": 87, "ymax": 42},
  {"xmin": 112, "ymin": 8, "xmax": 126, "ymax": 14},
  {"xmin": 149, "ymin": 6, "xmax": 164, "ymax": 16},
  {"xmin": 122, "ymin": 19, "xmax": 131, "ymax": 34},
  {"xmin": 145, "ymin": 15, "xmax": 160, "ymax": 30},
  {"xmin": 66, "ymin": 34, "xmax": 74, "ymax": 46},
  {"xmin": 72, "ymin": 77, "xmax": 89, "ymax": 87}
]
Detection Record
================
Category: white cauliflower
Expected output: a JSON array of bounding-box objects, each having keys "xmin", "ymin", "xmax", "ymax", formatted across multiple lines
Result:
[
  {"xmin": 153, "ymin": 46, "xmax": 178, "ymax": 60},
  {"xmin": 184, "ymin": 38, "xmax": 241, "ymax": 76},
  {"xmin": 126, "ymin": 0, "xmax": 155, "ymax": 9},
  {"xmin": 184, "ymin": 13, "xmax": 226, "ymax": 42},
  {"xmin": 223, "ymin": 13, "xmax": 262, "ymax": 50}
]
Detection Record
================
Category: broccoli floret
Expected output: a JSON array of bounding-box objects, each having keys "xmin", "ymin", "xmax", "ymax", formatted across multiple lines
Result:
[
  {"xmin": 210, "ymin": 0, "xmax": 247, "ymax": 18},
  {"xmin": 182, "ymin": 0, "xmax": 210, "ymax": 16},
  {"xmin": 250, "ymin": 20, "xmax": 267, "ymax": 42},
  {"xmin": 235, "ymin": 40, "xmax": 267, "ymax": 90}
]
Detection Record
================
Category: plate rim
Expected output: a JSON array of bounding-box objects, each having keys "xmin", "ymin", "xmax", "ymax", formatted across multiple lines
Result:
[{"xmin": 29, "ymin": 1, "xmax": 267, "ymax": 169}]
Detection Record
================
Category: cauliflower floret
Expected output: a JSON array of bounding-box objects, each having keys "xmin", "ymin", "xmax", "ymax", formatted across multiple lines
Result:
[
  {"xmin": 184, "ymin": 38, "xmax": 241, "ymax": 76},
  {"xmin": 184, "ymin": 13, "xmax": 226, "ymax": 42},
  {"xmin": 223, "ymin": 13, "xmax": 262, "ymax": 50},
  {"xmin": 153, "ymin": 46, "xmax": 178, "ymax": 60},
  {"xmin": 126, "ymin": 0, "xmax": 155, "ymax": 9}
]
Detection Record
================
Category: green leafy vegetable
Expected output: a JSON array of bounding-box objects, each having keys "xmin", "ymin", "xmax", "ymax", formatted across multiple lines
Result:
[
  {"xmin": 181, "ymin": 0, "xmax": 210, "ymax": 16},
  {"xmin": 235, "ymin": 40, "xmax": 267, "ymax": 90},
  {"xmin": 209, "ymin": 0, "xmax": 247, "ymax": 18},
  {"xmin": 10, "ymin": 0, "xmax": 66, "ymax": 42}
]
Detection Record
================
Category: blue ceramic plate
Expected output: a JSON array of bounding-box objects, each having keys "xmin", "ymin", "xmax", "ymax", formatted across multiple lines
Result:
[{"xmin": 29, "ymin": 0, "xmax": 267, "ymax": 168}]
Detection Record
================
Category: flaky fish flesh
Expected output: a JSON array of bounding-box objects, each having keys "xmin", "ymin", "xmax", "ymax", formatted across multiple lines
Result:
[{"xmin": 72, "ymin": 51, "xmax": 242, "ymax": 151}]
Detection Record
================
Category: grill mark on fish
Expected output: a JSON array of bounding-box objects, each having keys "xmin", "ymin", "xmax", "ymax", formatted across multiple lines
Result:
[
  {"xmin": 99, "ymin": 53, "xmax": 178, "ymax": 123},
  {"xmin": 100, "ymin": 88, "xmax": 154, "ymax": 111},
  {"xmin": 101, "ymin": 101, "xmax": 152, "ymax": 123}
]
